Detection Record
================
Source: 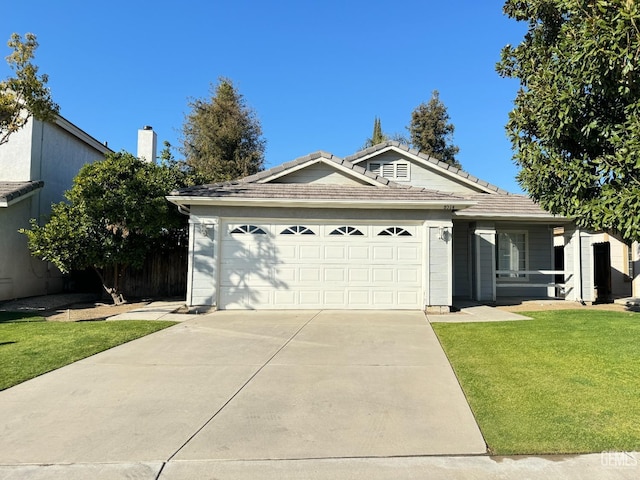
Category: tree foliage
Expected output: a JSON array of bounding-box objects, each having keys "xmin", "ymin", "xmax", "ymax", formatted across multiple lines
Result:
[
  {"xmin": 363, "ymin": 116, "xmax": 388, "ymax": 148},
  {"xmin": 21, "ymin": 152, "xmax": 189, "ymax": 304},
  {"xmin": 182, "ymin": 77, "xmax": 265, "ymax": 183},
  {"xmin": 0, "ymin": 33, "xmax": 59, "ymax": 145},
  {"xmin": 497, "ymin": 0, "xmax": 640, "ymax": 241},
  {"xmin": 408, "ymin": 90, "xmax": 461, "ymax": 168}
]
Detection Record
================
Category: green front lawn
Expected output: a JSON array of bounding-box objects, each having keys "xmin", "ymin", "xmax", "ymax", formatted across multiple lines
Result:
[
  {"xmin": 0, "ymin": 314, "xmax": 176, "ymax": 391},
  {"xmin": 432, "ymin": 310, "xmax": 640, "ymax": 455}
]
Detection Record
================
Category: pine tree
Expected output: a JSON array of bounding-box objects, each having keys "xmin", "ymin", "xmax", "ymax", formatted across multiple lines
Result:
[
  {"xmin": 363, "ymin": 116, "xmax": 388, "ymax": 148},
  {"xmin": 408, "ymin": 90, "xmax": 460, "ymax": 168},
  {"xmin": 182, "ymin": 78, "xmax": 265, "ymax": 183}
]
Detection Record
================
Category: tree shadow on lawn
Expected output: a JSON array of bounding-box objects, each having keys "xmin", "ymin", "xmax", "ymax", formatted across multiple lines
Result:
[{"xmin": 0, "ymin": 312, "xmax": 45, "ymax": 323}]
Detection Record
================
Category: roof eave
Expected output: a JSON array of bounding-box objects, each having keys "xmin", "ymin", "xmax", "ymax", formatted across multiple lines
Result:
[
  {"xmin": 0, "ymin": 185, "xmax": 43, "ymax": 208},
  {"xmin": 166, "ymin": 195, "xmax": 477, "ymax": 211},
  {"xmin": 453, "ymin": 212, "xmax": 570, "ymax": 222}
]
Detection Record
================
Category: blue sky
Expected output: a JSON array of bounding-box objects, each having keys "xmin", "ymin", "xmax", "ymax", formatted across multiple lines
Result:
[{"xmin": 2, "ymin": 1, "xmax": 528, "ymax": 192}]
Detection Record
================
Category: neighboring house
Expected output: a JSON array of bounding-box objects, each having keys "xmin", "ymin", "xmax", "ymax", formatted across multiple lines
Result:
[
  {"xmin": 0, "ymin": 115, "xmax": 110, "ymax": 301},
  {"xmin": 555, "ymin": 228, "xmax": 634, "ymax": 303},
  {"xmin": 168, "ymin": 141, "xmax": 592, "ymax": 311}
]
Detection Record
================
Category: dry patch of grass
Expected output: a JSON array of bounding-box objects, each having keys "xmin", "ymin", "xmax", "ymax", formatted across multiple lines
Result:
[{"xmin": 45, "ymin": 301, "xmax": 150, "ymax": 322}]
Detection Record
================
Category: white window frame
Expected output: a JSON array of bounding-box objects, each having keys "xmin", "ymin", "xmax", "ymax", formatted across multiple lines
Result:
[
  {"xmin": 497, "ymin": 230, "xmax": 529, "ymax": 281},
  {"xmin": 367, "ymin": 161, "xmax": 410, "ymax": 180}
]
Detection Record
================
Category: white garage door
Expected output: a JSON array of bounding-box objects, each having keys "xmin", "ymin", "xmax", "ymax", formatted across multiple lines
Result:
[{"xmin": 218, "ymin": 222, "xmax": 423, "ymax": 309}]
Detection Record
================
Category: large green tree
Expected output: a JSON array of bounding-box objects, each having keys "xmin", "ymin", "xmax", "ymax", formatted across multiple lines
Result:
[
  {"xmin": 21, "ymin": 152, "xmax": 189, "ymax": 304},
  {"xmin": 408, "ymin": 90, "xmax": 461, "ymax": 168},
  {"xmin": 497, "ymin": 0, "xmax": 640, "ymax": 241},
  {"xmin": 182, "ymin": 77, "xmax": 265, "ymax": 183},
  {"xmin": 0, "ymin": 33, "xmax": 58, "ymax": 145}
]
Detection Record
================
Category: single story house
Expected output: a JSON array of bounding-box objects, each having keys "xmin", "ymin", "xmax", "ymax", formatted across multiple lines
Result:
[{"xmin": 168, "ymin": 141, "xmax": 591, "ymax": 311}]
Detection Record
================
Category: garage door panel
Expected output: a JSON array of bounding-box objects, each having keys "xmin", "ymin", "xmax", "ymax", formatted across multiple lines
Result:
[
  {"xmin": 276, "ymin": 267, "xmax": 297, "ymax": 282},
  {"xmin": 397, "ymin": 268, "xmax": 420, "ymax": 283},
  {"xmin": 276, "ymin": 244, "xmax": 297, "ymax": 260},
  {"xmin": 398, "ymin": 291, "xmax": 419, "ymax": 306},
  {"xmin": 219, "ymin": 222, "xmax": 423, "ymax": 309},
  {"xmin": 372, "ymin": 268, "xmax": 394, "ymax": 282},
  {"xmin": 372, "ymin": 246, "xmax": 394, "ymax": 261},
  {"xmin": 219, "ymin": 287, "xmax": 274, "ymax": 309},
  {"xmin": 300, "ymin": 268, "xmax": 321, "ymax": 282},
  {"xmin": 324, "ymin": 290, "xmax": 346, "ymax": 305},
  {"xmin": 299, "ymin": 290, "xmax": 321, "ymax": 305},
  {"xmin": 372, "ymin": 290, "xmax": 394, "ymax": 305},
  {"xmin": 348, "ymin": 290, "xmax": 370, "ymax": 304},
  {"xmin": 221, "ymin": 244, "xmax": 277, "ymax": 261},
  {"xmin": 348, "ymin": 246, "xmax": 369, "ymax": 260},
  {"xmin": 324, "ymin": 245, "xmax": 346, "ymax": 260},
  {"xmin": 300, "ymin": 245, "xmax": 321, "ymax": 260},
  {"xmin": 274, "ymin": 289, "xmax": 297, "ymax": 306},
  {"xmin": 324, "ymin": 268, "xmax": 345, "ymax": 282},
  {"xmin": 349, "ymin": 268, "xmax": 370, "ymax": 282},
  {"xmin": 397, "ymin": 246, "xmax": 420, "ymax": 261}
]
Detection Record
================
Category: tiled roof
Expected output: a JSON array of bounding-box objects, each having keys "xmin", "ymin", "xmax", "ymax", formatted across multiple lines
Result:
[
  {"xmin": 173, "ymin": 182, "xmax": 467, "ymax": 203},
  {"xmin": 344, "ymin": 141, "xmax": 510, "ymax": 195},
  {"xmin": 0, "ymin": 181, "xmax": 44, "ymax": 206},
  {"xmin": 241, "ymin": 150, "xmax": 408, "ymax": 188},
  {"xmin": 454, "ymin": 193, "xmax": 564, "ymax": 220}
]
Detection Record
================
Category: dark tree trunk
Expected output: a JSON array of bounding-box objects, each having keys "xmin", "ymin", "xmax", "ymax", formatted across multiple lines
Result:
[{"xmin": 92, "ymin": 266, "xmax": 126, "ymax": 305}]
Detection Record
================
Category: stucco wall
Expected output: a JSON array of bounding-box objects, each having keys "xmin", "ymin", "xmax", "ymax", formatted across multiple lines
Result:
[
  {"xmin": 33, "ymin": 119, "xmax": 108, "ymax": 220},
  {"xmin": 0, "ymin": 116, "xmax": 108, "ymax": 300},
  {"xmin": 0, "ymin": 197, "xmax": 64, "ymax": 301},
  {"xmin": 0, "ymin": 120, "xmax": 34, "ymax": 181}
]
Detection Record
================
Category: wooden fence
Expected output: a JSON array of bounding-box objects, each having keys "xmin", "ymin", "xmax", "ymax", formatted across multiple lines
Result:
[{"xmin": 70, "ymin": 248, "xmax": 188, "ymax": 300}]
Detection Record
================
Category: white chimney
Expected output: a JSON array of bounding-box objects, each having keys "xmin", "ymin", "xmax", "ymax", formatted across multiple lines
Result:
[{"xmin": 137, "ymin": 126, "xmax": 157, "ymax": 163}]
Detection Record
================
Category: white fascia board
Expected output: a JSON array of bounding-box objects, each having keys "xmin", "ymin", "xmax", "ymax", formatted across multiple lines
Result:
[
  {"xmin": 454, "ymin": 212, "xmax": 570, "ymax": 222},
  {"xmin": 166, "ymin": 195, "xmax": 477, "ymax": 211},
  {"xmin": 54, "ymin": 116, "xmax": 112, "ymax": 154},
  {"xmin": 349, "ymin": 145, "xmax": 400, "ymax": 165},
  {"xmin": 0, "ymin": 187, "xmax": 42, "ymax": 208},
  {"xmin": 256, "ymin": 157, "xmax": 382, "ymax": 187},
  {"xmin": 351, "ymin": 145, "xmax": 499, "ymax": 194}
]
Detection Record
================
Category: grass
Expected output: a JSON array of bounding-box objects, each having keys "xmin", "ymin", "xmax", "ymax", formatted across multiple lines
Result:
[
  {"xmin": 0, "ymin": 314, "xmax": 176, "ymax": 391},
  {"xmin": 432, "ymin": 309, "xmax": 640, "ymax": 455}
]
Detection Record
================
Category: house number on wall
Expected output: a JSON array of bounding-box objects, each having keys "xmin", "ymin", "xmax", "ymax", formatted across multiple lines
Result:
[{"xmin": 443, "ymin": 205, "xmax": 455, "ymax": 210}]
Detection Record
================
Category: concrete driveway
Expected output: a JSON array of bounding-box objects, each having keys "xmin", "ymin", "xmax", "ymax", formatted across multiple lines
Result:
[{"xmin": 0, "ymin": 310, "xmax": 486, "ymax": 479}]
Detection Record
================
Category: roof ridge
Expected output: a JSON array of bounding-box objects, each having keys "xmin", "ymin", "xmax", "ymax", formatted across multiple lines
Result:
[
  {"xmin": 344, "ymin": 142, "xmax": 511, "ymax": 195},
  {"xmin": 239, "ymin": 150, "xmax": 340, "ymax": 184}
]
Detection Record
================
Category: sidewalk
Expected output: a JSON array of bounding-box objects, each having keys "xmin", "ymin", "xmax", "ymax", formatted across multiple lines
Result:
[
  {"xmin": 106, "ymin": 300, "xmax": 190, "ymax": 321},
  {"xmin": 0, "ymin": 452, "xmax": 637, "ymax": 479},
  {"xmin": 430, "ymin": 302, "xmax": 531, "ymax": 323}
]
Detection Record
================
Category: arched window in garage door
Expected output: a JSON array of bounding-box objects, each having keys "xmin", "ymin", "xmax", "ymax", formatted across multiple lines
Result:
[
  {"xmin": 280, "ymin": 226, "xmax": 316, "ymax": 235},
  {"xmin": 230, "ymin": 225, "xmax": 267, "ymax": 234},
  {"xmin": 378, "ymin": 227, "xmax": 412, "ymax": 237},
  {"xmin": 329, "ymin": 226, "xmax": 364, "ymax": 236}
]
